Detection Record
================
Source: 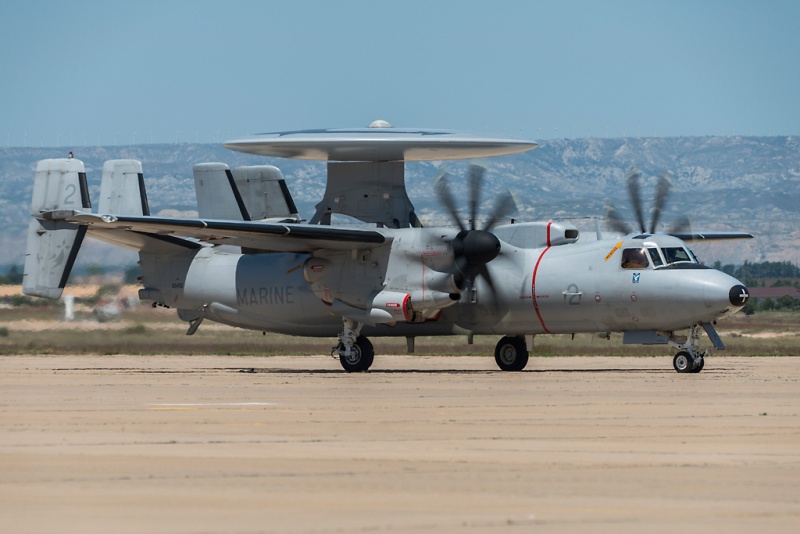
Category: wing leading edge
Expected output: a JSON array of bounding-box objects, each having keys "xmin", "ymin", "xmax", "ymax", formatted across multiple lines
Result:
[
  {"xmin": 670, "ymin": 232, "xmax": 754, "ymax": 242},
  {"xmin": 62, "ymin": 212, "xmax": 388, "ymax": 252}
]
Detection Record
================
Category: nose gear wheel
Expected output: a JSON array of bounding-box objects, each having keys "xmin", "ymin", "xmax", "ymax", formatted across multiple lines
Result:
[
  {"xmin": 673, "ymin": 351, "xmax": 694, "ymax": 373},
  {"xmin": 669, "ymin": 324, "xmax": 709, "ymax": 373}
]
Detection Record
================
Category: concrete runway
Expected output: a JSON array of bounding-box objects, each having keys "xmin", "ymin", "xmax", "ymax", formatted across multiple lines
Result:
[{"xmin": 1, "ymin": 354, "xmax": 798, "ymax": 533}]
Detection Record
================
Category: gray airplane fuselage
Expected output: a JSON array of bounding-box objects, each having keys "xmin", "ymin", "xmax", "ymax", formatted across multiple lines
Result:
[{"xmin": 143, "ymin": 228, "xmax": 746, "ymax": 339}]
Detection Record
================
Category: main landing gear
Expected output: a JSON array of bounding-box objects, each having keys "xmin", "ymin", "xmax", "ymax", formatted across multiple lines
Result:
[
  {"xmin": 669, "ymin": 324, "xmax": 711, "ymax": 374},
  {"xmin": 494, "ymin": 336, "xmax": 529, "ymax": 371},
  {"xmin": 332, "ymin": 322, "xmax": 717, "ymax": 374},
  {"xmin": 336, "ymin": 336, "xmax": 374, "ymax": 372},
  {"xmin": 333, "ymin": 318, "xmax": 374, "ymax": 372},
  {"xmin": 333, "ymin": 318, "xmax": 531, "ymax": 372}
]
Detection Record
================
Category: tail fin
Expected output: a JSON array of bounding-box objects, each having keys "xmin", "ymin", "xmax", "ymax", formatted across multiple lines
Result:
[
  {"xmin": 193, "ymin": 163, "xmax": 299, "ymax": 222},
  {"xmin": 74, "ymin": 159, "xmax": 199, "ymax": 255},
  {"xmin": 231, "ymin": 165, "xmax": 299, "ymax": 222},
  {"xmin": 98, "ymin": 159, "xmax": 150, "ymax": 215},
  {"xmin": 23, "ymin": 158, "xmax": 92, "ymax": 299}
]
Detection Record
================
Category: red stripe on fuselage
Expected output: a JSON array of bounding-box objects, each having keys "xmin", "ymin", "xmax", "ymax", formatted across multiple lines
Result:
[{"xmin": 531, "ymin": 222, "xmax": 552, "ymax": 334}]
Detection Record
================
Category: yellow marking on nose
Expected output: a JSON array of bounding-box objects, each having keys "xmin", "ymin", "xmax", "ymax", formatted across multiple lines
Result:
[{"xmin": 605, "ymin": 241, "xmax": 624, "ymax": 261}]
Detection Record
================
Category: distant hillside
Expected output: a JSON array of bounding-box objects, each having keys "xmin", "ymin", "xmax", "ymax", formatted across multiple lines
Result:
[{"xmin": 2, "ymin": 136, "xmax": 798, "ymax": 268}]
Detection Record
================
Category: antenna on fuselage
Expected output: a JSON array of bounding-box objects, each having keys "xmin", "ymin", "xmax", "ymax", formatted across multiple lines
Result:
[{"xmin": 595, "ymin": 217, "xmax": 603, "ymax": 241}]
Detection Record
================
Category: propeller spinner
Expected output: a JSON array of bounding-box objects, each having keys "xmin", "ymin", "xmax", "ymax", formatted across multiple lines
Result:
[{"xmin": 434, "ymin": 164, "xmax": 515, "ymax": 292}]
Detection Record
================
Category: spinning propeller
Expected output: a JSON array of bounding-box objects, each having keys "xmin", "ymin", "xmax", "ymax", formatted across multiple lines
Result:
[
  {"xmin": 434, "ymin": 164, "xmax": 516, "ymax": 292},
  {"xmin": 606, "ymin": 167, "xmax": 691, "ymax": 235}
]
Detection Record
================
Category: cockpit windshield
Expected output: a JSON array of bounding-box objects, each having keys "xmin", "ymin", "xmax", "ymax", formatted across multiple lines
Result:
[
  {"xmin": 621, "ymin": 245, "xmax": 698, "ymax": 270},
  {"xmin": 647, "ymin": 248, "xmax": 664, "ymax": 267},
  {"xmin": 661, "ymin": 246, "xmax": 694, "ymax": 265}
]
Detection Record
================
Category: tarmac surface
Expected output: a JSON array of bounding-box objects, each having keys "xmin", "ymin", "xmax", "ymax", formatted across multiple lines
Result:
[{"xmin": 1, "ymin": 354, "xmax": 799, "ymax": 533}]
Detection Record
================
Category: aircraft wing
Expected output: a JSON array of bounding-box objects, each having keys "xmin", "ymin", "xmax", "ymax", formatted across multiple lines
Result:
[
  {"xmin": 671, "ymin": 232, "xmax": 754, "ymax": 242},
  {"xmin": 63, "ymin": 212, "xmax": 388, "ymax": 252}
]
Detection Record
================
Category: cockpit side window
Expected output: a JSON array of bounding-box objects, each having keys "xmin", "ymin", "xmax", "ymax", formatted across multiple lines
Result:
[
  {"xmin": 661, "ymin": 247, "xmax": 693, "ymax": 264},
  {"xmin": 647, "ymin": 247, "xmax": 664, "ymax": 267},
  {"xmin": 621, "ymin": 248, "xmax": 649, "ymax": 269}
]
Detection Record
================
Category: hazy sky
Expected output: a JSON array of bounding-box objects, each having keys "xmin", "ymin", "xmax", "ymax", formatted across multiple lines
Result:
[{"xmin": 2, "ymin": 0, "xmax": 798, "ymax": 147}]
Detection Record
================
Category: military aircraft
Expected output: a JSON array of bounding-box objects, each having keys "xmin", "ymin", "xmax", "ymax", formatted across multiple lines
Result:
[{"xmin": 22, "ymin": 121, "xmax": 752, "ymax": 373}]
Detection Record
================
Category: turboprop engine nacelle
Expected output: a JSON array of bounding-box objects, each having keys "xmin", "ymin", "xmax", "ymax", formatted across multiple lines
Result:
[
  {"xmin": 371, "ymin": 290, "xmax": 412, "ymax": 322},
  {"xmin": 332, "ymin": 288, "xmax": 459, "ymax": 327},
  {"xmin": 332, "ymin": 290, "xmax": 410, "ymax": 326},
  {"xmin": 493, "ymin": 221, "xmax": 580, "ymax": 249}
]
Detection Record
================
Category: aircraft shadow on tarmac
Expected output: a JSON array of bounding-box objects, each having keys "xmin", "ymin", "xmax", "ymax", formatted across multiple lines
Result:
[
  {"xmin": 50, "ymin": 366, "xmax": 729, "ymax": 375},
  {"xmin": 235, "ymin": 367, "xmax": 693, "ymax": 375}
]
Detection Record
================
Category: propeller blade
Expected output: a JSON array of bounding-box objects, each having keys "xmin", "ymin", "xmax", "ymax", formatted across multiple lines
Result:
[
  {"xmin": 452, "ymin": 254, "xmax": 471, "ymax": 290},
  {"xmin": 468, "ymin": 164, "xmax": 485, "ymax": 231},
  {"xmin": 669, "ymin": 214, "xmax": 692, "ymax": 234},
  {"xmin": 605, "ymin": 204, "xmax": 633, "ymax": 234},
  {"xmin": 479, "ymin": 265, "xmax": 496, "ymax": 294},
  {"xmin": 650, "ymin": 172, "xmax": 672, "ymax": 233},
  {"xmin": 433, "ymin": 170, "xmax": 466, "ymax": 233},
  {"xmin": 481, "ymin": 191, "xmax": 516, "ymax": 231},
  {"xmin": 626, "ymin": 168, "xmax": 646, "ymax": 233}
]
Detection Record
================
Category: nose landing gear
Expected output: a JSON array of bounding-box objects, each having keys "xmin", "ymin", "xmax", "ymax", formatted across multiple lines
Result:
[
  {"xmin": 672, "ymin": 350, "xmax": 705, "ymax": 373},
  {"xmin": 669, "ymin": 323, "xmax": 715, "ymax": 373}
]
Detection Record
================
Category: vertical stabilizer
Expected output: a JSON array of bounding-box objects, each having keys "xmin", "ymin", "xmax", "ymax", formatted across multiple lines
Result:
[
  {"xmin": 98, "ymin": 159, "xmax": 149, "ymax": 215},
  {"xmin": 231, "ymin": 165, "xmax": 299, "ymax": 221},
  {"xmin": 193, "ymin": 163, "xmax": 299, "ymax": 221},
  {"xmin": 193, "ymin": 162, "xmax": 249, "ymax": 220},
  {"xmin": 23, "ymin": 158, "xmax": 92, "ymax": 299}
]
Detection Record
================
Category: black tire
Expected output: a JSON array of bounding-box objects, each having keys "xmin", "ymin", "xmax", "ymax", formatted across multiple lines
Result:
[
  {"xmin": 673, "ymin": 351, "xmax": 695, "ymax": 373},
  {"xmin": 494, "ymin": 336, "xmax": 529, "ymax": 371},
  {"xmin": 690, "ymin": 356, "xmax": 705, "ymax": 373},
  {"xmin": 338, "ymin": 335, "xmax": 375, "ymax": 372}
]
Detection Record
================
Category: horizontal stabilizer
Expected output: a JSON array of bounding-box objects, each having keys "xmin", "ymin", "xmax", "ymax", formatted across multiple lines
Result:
[
  {"xmin": 98, "ymin": 160, "xmax": 150, "ymax": 216},
  {"xmin": 23, "ymin": 158, "xmax": 92, "ymax": 299},
  {"xmin": 64, "ymin": 213, "xmax": 387, "ymax": 253}
]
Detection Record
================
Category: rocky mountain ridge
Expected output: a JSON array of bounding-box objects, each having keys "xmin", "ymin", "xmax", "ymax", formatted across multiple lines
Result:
[{"xmin": 2, "ymin": 135, "xmax": 798, "ymax": 268}]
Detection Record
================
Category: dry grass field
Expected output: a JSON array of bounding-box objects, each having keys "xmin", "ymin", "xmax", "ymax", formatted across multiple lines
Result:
[{"xmin": 1, "ymin": 290, "xmax": 798, "ymax": 358}]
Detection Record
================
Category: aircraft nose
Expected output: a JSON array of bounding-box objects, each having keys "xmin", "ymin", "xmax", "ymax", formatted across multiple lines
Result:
[
  {"xmin": 702, "ymin": 274, "xmax": 749, "ymax": 315},
  {"xmin": 729, "ymin": 284, "xmax": 750, "ymax": 307}
]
